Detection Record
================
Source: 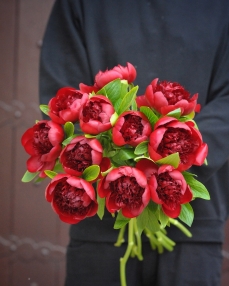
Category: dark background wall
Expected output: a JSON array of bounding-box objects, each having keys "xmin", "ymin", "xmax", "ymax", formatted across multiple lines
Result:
[{"xmin": 0, "ymin": 1, "xmax": 229, "ymax": 285}]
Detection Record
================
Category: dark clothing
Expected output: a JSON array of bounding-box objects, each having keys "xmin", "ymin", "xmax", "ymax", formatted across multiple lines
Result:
[
  {"xmin": 39, "ymin": 0, "xmax": 229, "ymax": 285},
  {"xmin": 65, "ymin": 240, "xmax": 222, "ymax": 286}
]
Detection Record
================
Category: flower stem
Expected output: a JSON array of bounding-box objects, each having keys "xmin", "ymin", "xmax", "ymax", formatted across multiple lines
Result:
[
  {"xmin": 169, "ymin": 218, "xmax": 192, "ymax": 237},
  {"xmin": 120, "ymin": 218, "xmax": 134, "ymax": 286},
  {"xmin": 133, "ymin": 218, "xmax": 143, "ymax": 260},
  {"xmin": 114, "ymin": 224, "xmax": 126, "ymax": 246}
]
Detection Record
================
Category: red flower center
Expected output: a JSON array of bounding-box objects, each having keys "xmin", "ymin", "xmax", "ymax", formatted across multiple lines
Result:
[
  {"xmin": 120, "ymin": 114, "xmax": 143, "ymax": 142},
  {"xmin": 109, "ymin": 176, "xmax": 144, "ymax": 209},
  {"xmin": 82, "ymin": 101, "xmax": 102, "ymax": 123},
  {"xmin": 157, "ymin": 127, "xmax": 199, "ymax": 164},
  {"xmin": 155, "ymin": 81, "xmax": 190, "ymax": 105},
  {"xmin": 54, "ymin": 179, "xmax": 90, "ymax": 216},
  {"xmin": 65, "ymin": 142, "xmax": 92, "ymax": 172},
  {"xmin": 33, "ymin": 123, "xmax": 53, "ymax": 155},
  {"xmin": 54, "ymin": 91, "xmax": 82, "ymax": 113},
  {"xmin": 156, "ymin": 172, "xmax": 181, "ymax": 210}
]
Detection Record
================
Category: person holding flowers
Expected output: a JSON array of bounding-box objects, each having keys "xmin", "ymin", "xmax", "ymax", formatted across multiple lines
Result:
[{"xmin": 34, "ymin": 0, "xmax": 229, "ymax": 285}]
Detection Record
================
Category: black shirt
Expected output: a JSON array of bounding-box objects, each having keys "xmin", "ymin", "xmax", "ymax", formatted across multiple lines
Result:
[{"xmin": 39, "ymin": 0, "xmax": 229, "ymax": 243}]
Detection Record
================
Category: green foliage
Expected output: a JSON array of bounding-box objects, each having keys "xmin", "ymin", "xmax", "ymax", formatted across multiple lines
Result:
[
  {"xmin": 134, "ymin": 141, "xmax": 148, "ymax": 155},
  {"xmin": 97, "ymin": 79, "xmax": 126, "ymax": 111},
  {"xmin": 156, "ymin": 152, "xmax": 180, "ymax": 168},
  {"xmin": 62, "ymin": 134, "xmax": 77, "ymax": 146},
  {"xmin": 97, "ymin": 194, "xmax": 105, "ymax": 220},
  {"xmin": 137, "ymin": 204, "xmax": 161, "ymax": 234},
  {"xmin": 64, "ymin": 121, "xmax": 75, "ymax": 138},
  {"xmin": 140, "ymin": 106, "xmax": 159, "ymax": 128},
  {"xmin": 166, "ymin": 108, "xmax": 181, "ymax": 119},
  {"xmin": 114, "ymin": 211, "xmax": 130, "ymax": 229},
  {"xmin": 111, "ymin": 148, "xmax": 136, "ymax": 166},
  {"xmin": 82, "ymin": 165, "xmax": 100, "ymax": 181},
  {"xmin": 182, "ymin": 172, "xmax": 210, "ymax": 200},
  {"xmin": 44, "ymin": 170, "xmax": 57, "ymax": 179},
  {"xmin": 158, "ymin": 207, "xmax": 169, "ymax": 228},
  {"xmin": 21, "ymin": 170, "xmax": 39, "ymax": 182},
  {"xmin": 178, "ymin": 203, "xmax": 194, "ymax": 227},
  {"xmin": 117, "ymin": 86, "xmax": 139, "ymax": 115},
  {"xmin": 39, "ymin": 104, "xmax": 50, "ymax": 116}
]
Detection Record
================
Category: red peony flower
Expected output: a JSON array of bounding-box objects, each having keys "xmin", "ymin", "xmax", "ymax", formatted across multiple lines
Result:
[
  {"xmin": 60, "ymin": 136, "xmax": 103, "ymax": 177},
  {"xmin": 79, "ymin": 62, "xmax": 137, "ymax": 93},
  {"xmin": 21, "ymin": 120, "xmax": 64, "ymax": 177},
  {"xmin": 98, "ymin": 166, "xmax": 150, "ymax": 218},
  {"xmin": 112, "ymin": 111, "xmax": 152, "ymax": 147},
  {"xmin": 79, "ymin": 95, "xmax": 115, "ymax": 135},
  {"xmin": 45, "ymin": 174, "xmax": 98, "ymax": 224},
  {"xmin": 148, "ymin": 116, "xmax": 208, "ymax": 171},
  {"xmin": 48, "ymin": 87, "xmax": 88, "ymax": 124},
  {"xmin": 136, "ymin": 159, "xmax": 193, "ymax": 218},
  {"xmin": 138, "ymin": 78, "xmax": 199, "ymax": 116}
]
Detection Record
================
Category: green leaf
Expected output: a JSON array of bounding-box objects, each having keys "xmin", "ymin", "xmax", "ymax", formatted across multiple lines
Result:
[
  {"xmin": 147, "ymin": 200, "xmax": 158, "ymax": 213},
  {"xmin": 53, "ymin": 161, "xmax": 64, "ymax": 173},
  {"xmin": 117, "ymin": 86, "xmax": 138, "ymax": 114},
  {"xmin": 62, "ymin": 134, "xmax": 77, "ymax": 146},
  {"xmin": 64, "ymin": 122, "xmax": 75, "ymax": 138},
  {"xmin": 82, "ymin": 165, "xmax": 100, "ymax": 181},
  {"xmin": 178, "ymin": 203, "xmax": 194, "ymax": 227},
  {"xmin": 84, "ymin": 133, "xmax": 97, "ymax": 138},
  {"xmin": 97, "ymin": 79, "xmax": 124, "ymax": 110},
  {"xmin": 110, "ymin": 112, "xmax": 119, "ymax": 126},
  {"xmin": 134, "ymin": 141, "xmax": 148, "ymax": 155},
  {"xmin": 137, "ymin": 205, "xmax": 160, "ymax": 234},
  {"xmin": 166, "ymin": 108, "xmax": 181, "ymax": 119},
  {"xmin": 44, "ymin": 170, "xmax": 57, "ymax": 179},
  {"xmin": 39, "ymin": 104, "xmax": 50, "ymax": 116},
  {"xmin": 180, "ymin": 111, "xmax": 195, "ymax": 122},
  {"xmin": 131, "ymin": 98, "xmax": 138, "ymax": 111},
  {"xmin": 158, "ymin": 207, "xmax": 169, "ymax": 228},
  {"xmin": 111, "ymin": 148, "xmax": 136, "ymax": 165},
  {"xmin": 156, "ymin": 152, "xmax": 180, "ymax": 168},
  {"xmin": 114, "ymin": 211, "xmax": 130, "ymax": 229},
  {"xmin": 140, "ymin": 106, "xmax": 159, "ymax": 128},
  {"xmin": 21, "ymin": 170, "xmax": 39, "ymax": 182},
  {"xmin": 182, "ymin": 172, "xmax": 210, "ymax": 200},
  {"xmin": 97, "ymin": 195, "xmax": 105, "ymax": 220}
]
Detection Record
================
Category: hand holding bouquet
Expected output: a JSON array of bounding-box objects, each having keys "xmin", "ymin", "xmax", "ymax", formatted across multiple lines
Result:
[{"xmin": 21, "ymin": 62, "xmax": 210, "ymax": 286}]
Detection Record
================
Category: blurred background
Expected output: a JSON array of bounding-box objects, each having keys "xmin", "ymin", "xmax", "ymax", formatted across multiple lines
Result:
[{"xmin": 0, "ymin": 0, "xmax": 229, "ymax": 285}]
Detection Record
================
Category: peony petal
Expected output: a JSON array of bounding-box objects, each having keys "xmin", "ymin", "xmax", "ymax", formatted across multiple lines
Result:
[
  {"xmin": 181, "ymin": 186, "xmax": 193, "ymax": 204},
  {"xmin": 136, "ymin": 159, "xmax": 158, "ymax": 180},
  {"xmin": 58, "ymin": 213, "xmax": 81, "ymax": 224},
  {"xmin": 149, "ymin": 176, "xmax": 161, "ymax": 204},
  {"xmin": 136, "ymin": 95, "xmax": 150, "ymax": 108},
  {"xmin": 27, "ymin": 156, "xmax": 43, "ymax": 172},
  {"xmin": 149, "ymin": 128, "xmax": 166, "ymax": 150},
  {"xmin": 194, "ymin": 143, "xmax": 208, "ymax": 165},
  {"xmin": 162, "ymin": 204, "xmax": 181, "ymax": 218},
  {"xmin": 148, "ymin": 143, "xmax": 163, "ymax": 161}
]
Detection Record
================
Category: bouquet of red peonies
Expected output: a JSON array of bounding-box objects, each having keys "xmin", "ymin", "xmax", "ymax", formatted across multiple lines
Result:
[{"xmin": 21, "ymin": 62, "xmax": 210, "ymax": 286}]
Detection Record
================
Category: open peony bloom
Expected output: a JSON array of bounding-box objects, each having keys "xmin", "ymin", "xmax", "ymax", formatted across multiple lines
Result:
[
  {"xmin": 21, "ymin": 120, "xmax": 64, "ymax": 177},
  {"xmin": 136, "ymin": 159, "xmax": 193, "ymax": 218},
  {"xmin": 98, "ymin": 166, "xmax": 150, "ymax": 218},
  {"xmin": 148, "ymin": 116, "xmax": 208, "ymax": 171},
  {"xmin": 112, "ymin": 111, "xmax": 152, "ymax": 147},
  {"xmin": 137, "ymin": 78, "xmax": 199, "ymax": 115},
  {"xmin": 79, "ymin": 95, "xmax": 115, "ymax": 135},
  {"xmin": 60, "ymin": 136, "xmax": 103, "ymax": 177},
  {"xmin": 79, "ymin": 62, "xmax": 137, "ymax": 93},
  {"xmin": 48, "ymin": 87, "xmax": 88, "ymax": 124},
  {"xmin": 45, "ymin": 174, "xmax": 98, "ymax": 224}
]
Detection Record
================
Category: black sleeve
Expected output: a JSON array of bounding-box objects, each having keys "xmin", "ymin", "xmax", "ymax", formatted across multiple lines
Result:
[{"xmin": 192, "ymin": 23, "xmax": 229, "ymax": 183}]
